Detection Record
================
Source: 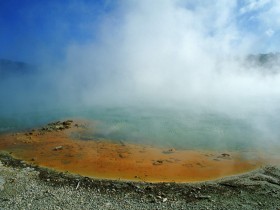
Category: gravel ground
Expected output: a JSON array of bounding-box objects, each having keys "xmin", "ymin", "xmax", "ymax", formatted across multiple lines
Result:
[{"xmin": 0, "ymin": 152, "xmax": 280, "ymax": 210}]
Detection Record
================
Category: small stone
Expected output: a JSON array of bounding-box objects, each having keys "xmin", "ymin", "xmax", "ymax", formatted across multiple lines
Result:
[
  {"xmin": 221, "ymin": 153, "xmax": 230, "ymax": 157},
  {"xmin": 197, "ymin": 195, "xmax": 211, "ymax": 199},
  {"xmin": 119, "ymin": 154, "xmax": 126, "ymax": 158},
  {"xmin": 63, "ymin": 120, "xmax": 73, "ymax": 126},
  {"xmin": 53, "ymin": 146, "xmax": 63, "ymax": 151},
  {"xmin": 55, "ymin": 125, "xmax": 64, "ymax": 129},
  {"xmin": 0, "ymin": 176, "xmax": 5, "ymax": 191},
  {"xmin": 105, "ymin": 202, "xmax": 112, "ymax": 207},
  {"xmin": 162, "ymin": 148, "xmax": 176, "ymax": 154},
  {"xmin": 153, "ymin": 160, "xmax": 164, "ymax": 165}
]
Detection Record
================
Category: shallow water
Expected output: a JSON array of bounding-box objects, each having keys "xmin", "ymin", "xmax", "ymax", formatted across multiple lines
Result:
[
  {"xmin": 0, "ymin": 120, "xmax": 266, "ymax": 182},
  {"xmin": 1, "ymin": 106, "xmax": 280, "ymax": 150}
]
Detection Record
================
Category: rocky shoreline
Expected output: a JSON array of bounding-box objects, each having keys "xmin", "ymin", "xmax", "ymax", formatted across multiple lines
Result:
[{"xmin": 0, "ymin": 152, "xmax": 280, "ymax": 209}]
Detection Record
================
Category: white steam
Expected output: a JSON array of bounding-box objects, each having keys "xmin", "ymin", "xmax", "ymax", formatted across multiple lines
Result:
[
  {"xmin": 53, "ymin": 0, "xmax": 280, "ymax": 113},
  {"xmin": 1, "ymin": 1, "xmax": 280, "ymax": 149}
]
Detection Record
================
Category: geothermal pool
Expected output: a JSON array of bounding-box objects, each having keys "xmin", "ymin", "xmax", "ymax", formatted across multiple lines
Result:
[
  {"xmin": 0, "ymin": 106, "xmax": 279, "ymax": 182},
  {"xmin": 1, "ymin": 106, "xmax": 280, "ymax": 149}
]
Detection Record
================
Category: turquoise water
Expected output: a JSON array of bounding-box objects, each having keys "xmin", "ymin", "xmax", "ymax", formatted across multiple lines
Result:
[{"xmin": 1, "ymin": 106, "xmax": 279, "ymax": 150}]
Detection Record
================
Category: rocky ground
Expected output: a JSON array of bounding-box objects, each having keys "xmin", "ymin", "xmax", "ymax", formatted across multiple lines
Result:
[{"xmin": 0, "ymin": 152, "xmax": 280, "ymax": 210}]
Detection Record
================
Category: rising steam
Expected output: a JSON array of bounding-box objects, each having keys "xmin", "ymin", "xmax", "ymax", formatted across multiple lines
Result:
[
  {"xmin": 1, "ymin": 1, "xmax": 280, "ymax": 149},
  {"xmin": 58, "ymin": 0, "xmax": 280, "ymax": 111}
]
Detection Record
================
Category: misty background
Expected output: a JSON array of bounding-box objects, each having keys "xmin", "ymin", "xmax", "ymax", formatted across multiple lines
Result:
[{"xmin": 1, "ymin": 0, "xmax": 280, "ymax": 150}]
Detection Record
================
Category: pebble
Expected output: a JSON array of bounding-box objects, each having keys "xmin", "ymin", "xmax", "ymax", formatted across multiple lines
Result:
[
  {"xmin": 0, "ymin": 176, "xmax": 5, "ymax": 191},
  {"xmin": 53, "ymin": 146, "xmax": 63, "ymax": 151},
  {"xmin": 105, "ymin": 202, "xmax": 112, "ymax": 207}
]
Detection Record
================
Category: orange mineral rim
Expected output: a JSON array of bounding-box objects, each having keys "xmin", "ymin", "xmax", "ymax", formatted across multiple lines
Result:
[{"xmin": 0, "ymin": 119, "xmax": 267, "ymax": 183}]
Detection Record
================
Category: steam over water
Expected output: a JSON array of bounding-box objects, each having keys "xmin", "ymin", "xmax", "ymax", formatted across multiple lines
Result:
[
  {"xmin": 1, "ymin": 1, "xmax": 280, "ymax": 153},
  {"xmin": 1, "ymin": 103, "xmax": 280, "ymax": 151}
]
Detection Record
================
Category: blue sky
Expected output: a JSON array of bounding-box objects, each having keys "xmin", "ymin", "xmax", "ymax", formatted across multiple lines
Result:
[
  {"xmin": 0, "ymin": 0, "xmax": 279, "ymax": 64},
  {"xmin": 0, "ymin": 0, "xmax": 115, "ymax": 63}
]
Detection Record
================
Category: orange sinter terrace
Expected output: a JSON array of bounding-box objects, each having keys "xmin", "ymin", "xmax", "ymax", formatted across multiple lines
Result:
[{"xmin": 0, "ymin": 119, "xmax": 267, "ymax": 183}]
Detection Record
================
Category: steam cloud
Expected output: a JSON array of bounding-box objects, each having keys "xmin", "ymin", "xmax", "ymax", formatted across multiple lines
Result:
[
  {"xmin": 1, "ymin": 0, "xmax": 280, "ymax": 148},
  {"xmin": 57, "ymin": 0, "xmax": 280, "ymax": 111}
]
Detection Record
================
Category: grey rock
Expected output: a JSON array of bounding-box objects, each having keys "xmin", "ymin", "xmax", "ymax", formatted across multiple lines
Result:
[{"xmin": 0, "ymin": 176, "xmax": 5, "ymax": 191}]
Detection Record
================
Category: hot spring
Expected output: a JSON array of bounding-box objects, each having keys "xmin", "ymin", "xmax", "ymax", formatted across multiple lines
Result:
[
  {"xmin": 1, "ymin": 104, "xmax": 280, "ymax": 150},
  {"xmin": 1, "ymin": 104, "xmax": 279, "ymax": 182},
  {"xmin": 1, "ymin": 0, "xmax": 280, "ymax": 183}
]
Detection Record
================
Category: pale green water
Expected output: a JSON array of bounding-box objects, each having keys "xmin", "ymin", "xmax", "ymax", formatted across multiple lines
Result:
[{"xmin": 1, "ymin": 105, "xmax": 280, "ymax": 150}]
